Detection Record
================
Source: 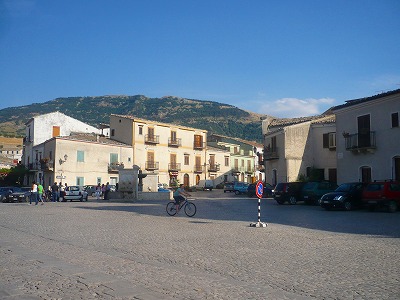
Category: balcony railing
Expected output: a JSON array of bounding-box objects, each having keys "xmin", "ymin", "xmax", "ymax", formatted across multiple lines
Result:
[
  {"xmin": 208, "ymin": 164, "xmax": 220, "ymax": 172},
  {"xmin": 194, "ymin": 165, "xmax": 203, "ymax": 173},
  {"xmin": 108, "ymin": 162, "xmax": 125, "ymax": 173},
  {"xmin": 193, "ymin": 141, "xmax": 205, "ymax": 150},
  {"xmin": 344, "ymin": 131, "xmax": 376, "ymax": 152},
  {"xmin": 145, "ymin": 134, "xmax": 160, "ymax": 144},
  {"xmin": 264, "ymin": 147, "xmax": 279, "ymax": 160},
  {"xmin": 168, "ymin": 163, "xmax": 181, "ymax": 171},
  {"xmin": 41, "ymin": 160, "xmax": 54, "ymax": 171},
  {"xmin": 168, "ymin": 138, "xmax": 182, "ymax": 147},
  {"xmin": 28, "ymin": 162, "xmax": 40, "ymax": 170},
  {"xmin": 145, "ymin": 161, "xmax": 159, "ymax": 171}
]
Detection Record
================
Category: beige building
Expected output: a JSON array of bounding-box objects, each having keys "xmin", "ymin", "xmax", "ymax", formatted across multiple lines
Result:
[
  {"xmin": 262, "ymin": 114, "xmax": 337, "ymax": 185},
  {"xmin": 109, "ymin": 114, "xmax": 208, "ymax": 187},
  {"xmin": 38, "ymin": 133, "xmax": 132, "ymax": 188},
  {"xmin": 332, "ymin": 89, "xmax": 400, "ymax": 184}
]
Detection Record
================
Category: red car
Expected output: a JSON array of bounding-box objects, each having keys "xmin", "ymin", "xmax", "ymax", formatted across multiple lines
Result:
[{"xmin": 362, "ymin": 181, "xmax": 400, "ymax": 213}]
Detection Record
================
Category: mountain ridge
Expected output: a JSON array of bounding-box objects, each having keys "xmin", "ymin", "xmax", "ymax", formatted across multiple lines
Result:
[{"xmin": 0, "ymin": 95, "xmax": 267, "ymax": 142}]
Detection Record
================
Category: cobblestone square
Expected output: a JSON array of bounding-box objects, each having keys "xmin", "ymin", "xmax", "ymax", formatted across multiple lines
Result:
[{"xmin": 1, "ymin": 191, "xmax": 399, "ymax": 299}]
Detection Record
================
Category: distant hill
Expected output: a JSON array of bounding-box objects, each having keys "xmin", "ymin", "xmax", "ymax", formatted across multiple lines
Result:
[{"xmin": 0, "ymin": 95, "xmax": 266, "ymax": 142}]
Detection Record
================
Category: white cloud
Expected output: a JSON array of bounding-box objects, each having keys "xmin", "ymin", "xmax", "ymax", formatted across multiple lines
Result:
[{"xmin": 260, "ymin": 97, "xmax": 335, "ymax": 118}]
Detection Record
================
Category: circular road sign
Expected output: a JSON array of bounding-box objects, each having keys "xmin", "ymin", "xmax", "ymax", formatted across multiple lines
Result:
[{"xmin": 255, "ymin": 181, "xmax": 263, "ymax": 198}]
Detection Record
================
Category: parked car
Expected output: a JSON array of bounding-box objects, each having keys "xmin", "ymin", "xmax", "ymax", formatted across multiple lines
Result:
[
  {"xmin": 233, "ymin": 182, "xmax": 249, "ymax": 195},
  {"xmin": 196, "ymin": 180, "xmax": 214, "ymax": 191},
  {"xmin": 0, "ymin": 186, "xmax": 14, "ymax": 202},
  {"xmin": 2, "ymin": 187, "xmax": 31, "ymax": 203},
  {"xmin": 84, "ymin": 185, "xmax": 97, "ymax": 197},
  {"xmin": 247, "ymin": 182, "xmax": 274, "ymax": 198},
  {"xmin": 273, "ymin": 182, "xmax": 306, "ymax": 205},
  {"xmin": 301, "ymin": 181, "xmax": 338, "ymax": 205},
  {"xmin": 223, "ymin": 182, "xmax": 235, "ymax": 193},
  {"xmin": 63, "ymin": 186, "xmax": 88, "ymax": 202},
  {"xmin": 362, "ymin": 181, "xmax": 400, "ymax": 213},
  {"xmin": 319, "ymin": 182, "xmax": 366, "ymax": 211}
]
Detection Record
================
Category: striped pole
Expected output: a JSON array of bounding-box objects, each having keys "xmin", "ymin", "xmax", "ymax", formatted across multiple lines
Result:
[
  {"xmin": 257, "ymin": 197, "xmax": 261, "ymax": 223},
  {"xmin": 250, "ymin": 181, "xmax": 267, "ymax": 227}
]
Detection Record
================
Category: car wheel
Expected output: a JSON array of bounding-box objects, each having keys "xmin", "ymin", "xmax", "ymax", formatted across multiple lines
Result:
[
  {"xmin": 235, "ymin": 190, "xmax": 240, "ymax": 195},
  {"xmin": 288, "ymin": 196, "xmax": 297, "ymax": 205},
  {"xmin": 80, "ymin": 196, "xmax": 83, "ymax": 202},
  {"xmin": 388, "ymin": 200, "xmax": 397, "ymax": 213},
  {"xmin": 224, "ymin": 191, "xmax": 226, "ymax": 193},
  {"xmin": 344, "ymin": 201, "xmax": 352, "ymax": 211}
]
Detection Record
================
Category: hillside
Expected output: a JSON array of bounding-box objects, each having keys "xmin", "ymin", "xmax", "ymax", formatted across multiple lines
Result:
[{"xmin": 0, "ymin": 95, "xmax": 265, "ymax": 142}]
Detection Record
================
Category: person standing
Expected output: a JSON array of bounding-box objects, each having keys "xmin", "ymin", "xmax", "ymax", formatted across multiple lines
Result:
[
  {"xmin": 51, "ymin": 182, "xmax": 59, "ymax": 202},
  {"xmin": 95, "ymin": 183, "xmax": 102, "ymax": 200},
  {"xmin": 37, "ymin": 182, "xmax": 45, "ymax": 205},
  {"xmin": 30, "ymin": 181, "xmax": 38, "ymax": 205},
  {"xmin": 104, "ymin": 182, "xmax": 110, "ymax": 200}
]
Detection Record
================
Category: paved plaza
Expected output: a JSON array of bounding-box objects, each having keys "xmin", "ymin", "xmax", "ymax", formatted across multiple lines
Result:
[{"xmin": 0, "ymin": 190, "xmax": 399, "ymax": 299}]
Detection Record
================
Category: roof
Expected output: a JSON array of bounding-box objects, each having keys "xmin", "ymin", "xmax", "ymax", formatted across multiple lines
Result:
[
  {"xmin": 111, "ymin": 114, "xmax": 207, "ymax": 133},
  {"xmin": 56, "ymin": 132, "xmax": 130, "ymax": 147},
  {"xmin": 208, "ymin": 133, "xmax": 263, "ymax": 148},
  {"xmin": 269, "ymin": 114, "xmax": 335, "ymax": 129},
  {"xmin": 332, "ymin": 89, "xmax": 400, "ymax": 111}
]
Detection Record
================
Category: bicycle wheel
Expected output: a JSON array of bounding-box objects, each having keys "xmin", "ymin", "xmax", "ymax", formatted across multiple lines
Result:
[
  {"xmin": 166, "ymin": 202, "xmax": 177, "ymax": 216},
  {"xmin": 184, "ymin": 201, "xmax": 196, "ymax": 217}
]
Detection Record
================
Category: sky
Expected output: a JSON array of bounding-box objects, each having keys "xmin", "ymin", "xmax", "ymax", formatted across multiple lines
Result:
[{"xmin": 1, "ymin": 0, "xmax": 399, "ymax": 118}]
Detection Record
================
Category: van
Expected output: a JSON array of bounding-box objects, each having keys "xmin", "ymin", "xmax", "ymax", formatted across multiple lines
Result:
[{"xmin": 196, "ymin": 180, "xmax": 214, "ymax": 191}]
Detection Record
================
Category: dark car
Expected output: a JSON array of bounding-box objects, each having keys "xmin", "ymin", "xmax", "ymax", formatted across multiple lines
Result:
[
  {"xmin": 1, "ymin": 187, "xmax": 17, "ymax": 202},
  {"xmin": 2, "ymin": 187, "xmax": 31, "ymax": 203},
  {"xmin": 301, "ymin": 181, "xmax": 338, "ymax": 205},
  {"xmin": 273, "ymin": 182, "xmax": 306, "ymax": 205},
  {"xmin": 319, "ymin": 182, "xmax": 365, "ymax": 211},
  {"xmin": 223, "ymin": 182, "xmax": 235, "ymax": 193},
  {"xmin": 247, "ymin": 182, "xmax": 274, "ymax": 198},
  {"xmin": 362, "ymin": 181, "xmax": 400, "ymax": 213}
]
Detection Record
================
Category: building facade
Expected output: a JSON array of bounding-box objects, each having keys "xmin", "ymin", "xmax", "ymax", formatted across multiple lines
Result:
[
  {"xmin": 332, "ymin": 89, "xmax": 400, "ymax": 184},
  {"xmin": 109, "ymin": 114, "xmax": 208, "ymax": 187},
  {"xmin": 262, "ymin": 115, "xmax": 336, "ymax": 186}
]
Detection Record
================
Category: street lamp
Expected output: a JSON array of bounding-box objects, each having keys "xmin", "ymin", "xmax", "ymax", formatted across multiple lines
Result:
[{"xmin": 59, "ymin": 154, "xmax": 68, "ymax": 165}]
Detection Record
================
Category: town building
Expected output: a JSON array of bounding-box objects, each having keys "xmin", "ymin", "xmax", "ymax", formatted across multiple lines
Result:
[
  {"xmin": 207, "ymin": 134, "xmax": 264, "ymax": 183},
  {"xmin": 332, "ymin": 89, "xmax": 400, "ymax": 183},
  {"xmin": 261, "ymin": 114, "xmax": 336, "ymax": 185},
  {"xmin": 109, "ymin": 114, "xmax": 208, "ymax": 187},
  {"xmin": 22, "ymin": 111, "xmax": 102, "ymax": 186}
]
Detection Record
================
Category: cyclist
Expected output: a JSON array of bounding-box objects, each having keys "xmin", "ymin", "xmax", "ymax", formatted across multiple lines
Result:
[{"xmin": 173, "ymin": 184, "xmax": 191, "ymax": 210}]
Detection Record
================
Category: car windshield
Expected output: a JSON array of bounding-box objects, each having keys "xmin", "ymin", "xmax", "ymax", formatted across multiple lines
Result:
[
  {"xmin": 274, "ymin": 183, "xmax": 284, "ymax": 191},
  {"xmin": 303, "ymin": 182, "xmax": 318, "ymax": 190},
  {"xmin": 11, "ymin": 187, "xmax": 22, "ymax": 193},
  {"xmin": 335, "ymin": 183, "xmax": 355, "ymax": 192},
  {"xmin": 21, "ymin": 187, "xmax": 31, "ymax": 192}
]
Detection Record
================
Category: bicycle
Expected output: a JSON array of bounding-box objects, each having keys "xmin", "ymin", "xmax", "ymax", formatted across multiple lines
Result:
[{"xmin": 166, "ymin": 197, "xmax": 197, "ymax": 217}]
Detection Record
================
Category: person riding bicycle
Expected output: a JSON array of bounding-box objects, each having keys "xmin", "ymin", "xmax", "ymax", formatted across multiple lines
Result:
[{"xmin": 173, "ymin": 184, "xmax": 191, "ymax": 206}]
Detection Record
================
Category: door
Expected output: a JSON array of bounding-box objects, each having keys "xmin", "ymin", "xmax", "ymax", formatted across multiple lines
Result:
[
  {"xmin": 394, "ymin": 157, "xmax": 400, "ymax": 181},
  {"xmin": 361, "ymin": 166, "xmax": 371, "ymax": 183},
  {"xmin": 357, "ymin": 115, "xmax": 370, "ymax": 148}
]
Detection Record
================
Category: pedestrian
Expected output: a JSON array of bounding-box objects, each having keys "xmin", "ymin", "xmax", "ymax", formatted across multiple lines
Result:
[
  {"xmin": 104, "ymin": 182, "xmax": 110, "ymax": 200},
  {"xmin": 30, "ymin": 181, "xmax": 38, "ymax": 205},
  {"xmin": 51, "ymin": 182, "xmax": 59, "ymax": 202},
  {"xmin": 59, "ymin": 182, "xmax": 65, "ymax": 201},
  {"xmin": 37, "ymin": 182, "xmax": 45, "ymax": 205},
  {"xmin": 95, "ymin": 183, "xmax": 102, "ymax": 200},
  {"xmin": 101, "ymin": 184, "xmax": 105, "ymax": 198}
]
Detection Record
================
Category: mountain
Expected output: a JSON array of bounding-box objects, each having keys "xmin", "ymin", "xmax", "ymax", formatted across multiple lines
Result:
[{"xmin": 0, "ymin": 95, "xmax": 266, "ymax": 142}]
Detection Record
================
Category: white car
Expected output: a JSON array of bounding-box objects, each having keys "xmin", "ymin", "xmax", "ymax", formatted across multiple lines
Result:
[{"xmin": 63, "ymin": 186, "xmax": 88, "ymax": 202}]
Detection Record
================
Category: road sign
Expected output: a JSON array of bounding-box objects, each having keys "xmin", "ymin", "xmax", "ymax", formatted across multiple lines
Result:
[
  {"xmin": 56, "ymin": 176, "xmax": 66, "ymax": 179},
  {"xmin": 255, "ymin": 181, "xmax": 263, "ymax": 198}
]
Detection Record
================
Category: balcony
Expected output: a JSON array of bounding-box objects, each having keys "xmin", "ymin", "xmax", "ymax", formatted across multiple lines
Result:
[
  {"xmin": 145, "ymin": 161, "xmax": 159, "ymax": 171},
  {"xmin": 108, "ymin": 162, "xmax": 125, "ymax": 173},
  {"xmin": 193, "ymin": 141, "xmax": 205, "ymax": 150},
  {"xmin": 168, "ymin": 138, "xmax": 182, "ymax": 147},
  {"xmin": 145, "ymin": 134, "xmax": 160, "ymax": 144},
  {"xmin": 41, "ymin": 160, "xmax": 54, "ymax": 171},
  {"xmin": 194, "ymin": 165, "xmax": 203, "ymax": 173},
  {"xmin": 208, "ymin": 163, "xmax": 220, "ymax": 172},
  {"xmin": 344, "ymin": 131, "xmax": 376, "ymax": 153},
  {"xmin": 168, "ymin": 163, "xmax": 181, "ymax": 172},
  {"xmin": 264, "ymin": 147, "xmax": 279, "ymax": 160},
  {"xmin": 28, "ymin": 162, "xmax": 40, "ymax": 170}
]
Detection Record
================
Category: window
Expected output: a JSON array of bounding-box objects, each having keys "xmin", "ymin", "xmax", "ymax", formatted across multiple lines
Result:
[
  {"xmin": 138, "ymin": 126, "xmax": 143, "ymax": 135},
  {"xmin": 184, "ymin": 154, "xmax": 189, "ymax": 165},
  {"xmin": 97, "ymin": 177, "xmax": 102, "ymax": 185},
  {"xmin": 323, "ymin": 132, "xmax": 336, "ymax": 149},
  {"xmin": 225, "ymin": 156, "xmax": 229, "ymax": 166},
  {"xmin": 110, "ymin": 153, "xmax": 118, "ymax": 164},
  {"xmin": 76, "ymin": 177, "xmax": 84, "ymax": 186},
  {"xmin": 77, "ymin": 150, "xmax": 84, "ymax": 162},
  {"xmin": 52, "ymin": 126, "xmax": 60, "ymax": 137},
  {"xmin": 111, "ymin": 129, "xmax": 115, "ymax": 136},
  {"xmin": 392, "ymin": 112, "xmax": 399, "ymax": 128}
]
